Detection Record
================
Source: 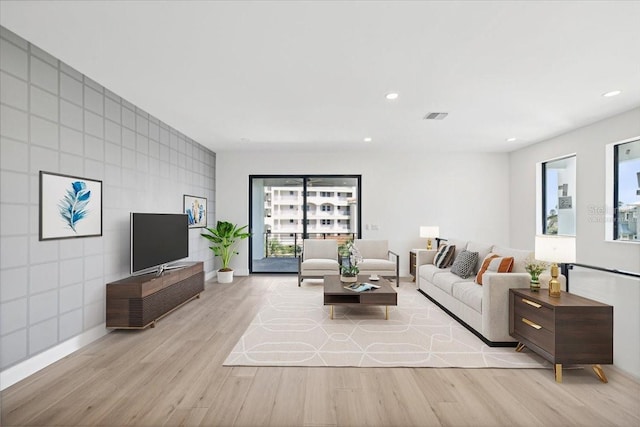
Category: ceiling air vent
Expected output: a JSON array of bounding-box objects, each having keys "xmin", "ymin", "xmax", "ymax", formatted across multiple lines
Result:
[{"xmin": 424, "ymin": 112, "xmax": 448, "ymax": 120}]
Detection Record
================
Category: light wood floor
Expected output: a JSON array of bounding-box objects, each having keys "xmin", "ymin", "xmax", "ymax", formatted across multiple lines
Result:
[{"xmin": 2, "ymin": 275, "xmax": 639, "ymax": 426}]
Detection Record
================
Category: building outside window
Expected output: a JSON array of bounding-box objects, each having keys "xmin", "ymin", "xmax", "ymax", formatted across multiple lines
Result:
[{"xmin": 250, "ymin": 175, "xmax": 361, "ymax": 273}]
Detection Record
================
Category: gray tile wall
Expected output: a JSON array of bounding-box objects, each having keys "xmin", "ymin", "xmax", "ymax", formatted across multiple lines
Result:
[{"xmin": 0, "ymin": 26, "xmax": 216, "ymax": 370}]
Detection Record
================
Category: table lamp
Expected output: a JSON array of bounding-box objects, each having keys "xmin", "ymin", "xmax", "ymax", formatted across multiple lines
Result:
[
  {"xmin": 534, "ymin": 235, "xmax": 576, "ymax": 297},
  {"xmin": 420, "ymin": 226, "xmax": 440, "ymax": 250}
]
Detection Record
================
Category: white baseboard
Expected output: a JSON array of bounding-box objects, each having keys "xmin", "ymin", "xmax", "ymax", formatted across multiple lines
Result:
[{"xmin": 0, "ymin": 323, "xmax": 110, "ymax": 391}]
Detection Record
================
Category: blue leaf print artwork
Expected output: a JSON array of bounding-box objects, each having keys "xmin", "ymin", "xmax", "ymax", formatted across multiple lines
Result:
[
  {"xmin": 186, "ymin": 208, "xmax": 195, "ymax": 225},
  {"xmin": 58, "ymin": 181, "xmax": 91, "ymax": 232},
  {"xmin": 198, "ymin": 203, "xmax": 204, "ymax": 223}
]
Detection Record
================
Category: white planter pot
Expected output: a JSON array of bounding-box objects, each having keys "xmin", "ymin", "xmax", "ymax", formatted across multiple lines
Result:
[{"xmin": 217, "ymin": 269, "xmax": 234, "ymax": 283}]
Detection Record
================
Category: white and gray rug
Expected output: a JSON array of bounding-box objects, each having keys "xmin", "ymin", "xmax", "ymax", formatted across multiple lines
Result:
[{"xmin": 224, "ymin": 281, "xmax": 548, "ymax": 368}]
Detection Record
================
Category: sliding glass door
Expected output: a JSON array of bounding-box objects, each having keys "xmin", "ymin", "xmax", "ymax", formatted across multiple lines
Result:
[{"xmin": 249, "ymin": 175, "xmax": 361, "ymax": 273}]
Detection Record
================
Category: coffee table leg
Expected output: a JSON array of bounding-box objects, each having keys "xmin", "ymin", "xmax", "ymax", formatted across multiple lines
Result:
[
  {"xmin": 330, "ymin": 305, "xmax": 333, "ymax": 320},
  {"xmin": 385, "ymin": 306, "xmax": 389, "ymax": 320}
]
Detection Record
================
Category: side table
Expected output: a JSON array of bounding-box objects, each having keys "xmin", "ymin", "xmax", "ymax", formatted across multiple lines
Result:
[
  {"xmin": 409, "ymin": 249, "xmax": 428, "ymax": 281},
  {"xmin": 509, "ymin": 288, "xmax": 613, "ymax": 383}
]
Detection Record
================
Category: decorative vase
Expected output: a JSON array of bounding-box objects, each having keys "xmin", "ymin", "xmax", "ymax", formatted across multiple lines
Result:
[
  {"xmin": 340, "ymin": 275, "xmax": 357, "ymax": 283},
  {"xmin": 530, "ymin": 276, "xmax": 540, "ymax": 292}
]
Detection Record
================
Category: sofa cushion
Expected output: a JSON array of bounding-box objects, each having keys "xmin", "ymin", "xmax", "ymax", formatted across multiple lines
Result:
[
  {"xmin": 450, "ymin": 250, "xmax": 478, "ymax": 279},
  {"xmin": 434, "ymin": 244, "xmax": 456, "ymax": 268},
  {"xmin": 452, "ymin": 281, "xmax": 483, "ymax": 313},
  {"xmin": 432, "ymin": 272, "xmax": 465, "ymax": 295},
  {"xmin": 466, "ymin": 241, "xmax": 494, "ymax": 274},
  {"xmin": 475, "ymin": 254, "xmax": 514, "ymax": 285},
  {"xmin": 491, "ymin": 246, "xmax": 532, "ymax": 273},
  {"xmin": 419, "ymin": 264, "xmax": 450, "ymax": 283}
]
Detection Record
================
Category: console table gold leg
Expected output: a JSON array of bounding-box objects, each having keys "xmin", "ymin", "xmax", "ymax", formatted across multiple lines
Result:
[
  {"xmin": 385, "ymin": 306, "xmax": 389, "ymax": 320},
  {"xmin": 330, "ymin": 305, "xmax": 333, "ymax": 320},
  {"xmin": 554, "ymin": 364, "xmax": 563, "ymax": 383},
  {"xmin": 515, "ymin": 342, "xmax": 526, "ymax": 352},
  {"xmin": 592, "ymin": 364, "xmax": 608, "ymax": 383}
]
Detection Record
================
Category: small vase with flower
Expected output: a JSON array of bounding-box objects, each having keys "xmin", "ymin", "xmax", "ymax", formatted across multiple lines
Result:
[{"xmin": 524, "ymin": 255, "xmax": 549, "ymax": 292}]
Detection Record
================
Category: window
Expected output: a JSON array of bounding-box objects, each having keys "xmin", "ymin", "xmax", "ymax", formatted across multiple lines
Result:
[
  {"xmin": 613, "ymin": 137, "xmax": 640, "ymax": 241},
  {"xmin": 249, "ymin": 175, "xmax": 361, "ymax": 273},
  {"xmin": 541, "ymin": 155, "xmax": 576, "ymax": 235}
]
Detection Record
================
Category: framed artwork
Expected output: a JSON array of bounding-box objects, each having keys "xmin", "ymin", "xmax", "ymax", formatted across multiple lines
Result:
[
  {"xmin": 39, "ymin": 171, "xmax": 103, "ymax": 241},
  {"xmin": 184, "ymin": 194, "xmax": 207, "ymax": 228}
]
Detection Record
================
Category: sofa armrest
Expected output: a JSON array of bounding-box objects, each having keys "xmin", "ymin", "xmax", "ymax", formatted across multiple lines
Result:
[
  {"xmin": 481, "ymin": 272, "xmax": 530, "ymax": 342},
  {"xmin": 415, "ymin": 250, "xmax": 437, "ymax": 289},
  {"xmin": 416, "ymin": 249, "xmax": 437, "ymax": 266}
]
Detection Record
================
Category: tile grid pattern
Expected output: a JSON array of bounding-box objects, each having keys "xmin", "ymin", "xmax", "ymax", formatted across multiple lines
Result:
[{"xmin": 0, "ymin": 26, "xmax": 216, "ymax": 370}]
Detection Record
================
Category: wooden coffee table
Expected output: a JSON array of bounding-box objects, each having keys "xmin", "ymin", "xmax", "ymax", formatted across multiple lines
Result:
[{"xmin": 323, "ymin": 275, "xmax": 398, "ymax": 320}]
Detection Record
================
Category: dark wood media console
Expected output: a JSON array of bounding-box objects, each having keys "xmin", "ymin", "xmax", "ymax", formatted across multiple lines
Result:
[{"xmin": 106, "ymin": 262, "xmax": 204, "ymax": 329}]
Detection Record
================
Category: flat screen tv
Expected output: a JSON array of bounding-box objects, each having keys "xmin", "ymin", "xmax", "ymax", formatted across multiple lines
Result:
[{"xmin": 130, "ymin": 213, "xmax": 189, "ymax": 275}]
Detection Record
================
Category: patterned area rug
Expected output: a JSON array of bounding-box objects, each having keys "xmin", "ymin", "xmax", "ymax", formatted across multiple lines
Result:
[{"xmin": 224, "ymin": 280, "xmax": 548, "ymax": 368}]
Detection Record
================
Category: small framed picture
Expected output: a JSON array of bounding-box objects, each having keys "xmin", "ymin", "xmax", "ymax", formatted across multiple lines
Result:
[
  {"xmin": 183, "ymin": 195, "xmax": 207, "ymax": 228},
  {"xmin": 39, "ymin": 171, "xmax": 103, "ymax": 241}
]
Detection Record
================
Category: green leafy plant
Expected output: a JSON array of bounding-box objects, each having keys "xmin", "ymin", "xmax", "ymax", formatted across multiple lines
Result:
[
  {"xmin": 201, "ymin": 221, "xmax": 250, "ymax": 271},
  {"xmin": 524, "ymin": 255, "xmax": 549, "ymax": 280}
]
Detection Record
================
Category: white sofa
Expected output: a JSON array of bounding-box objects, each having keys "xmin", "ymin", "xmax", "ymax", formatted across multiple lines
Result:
[{"xmin": 416, "ymin": 238, "xmax": 561, "ymax": 346}]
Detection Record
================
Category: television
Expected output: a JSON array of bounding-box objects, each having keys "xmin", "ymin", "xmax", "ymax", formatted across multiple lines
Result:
[{"xmin": 130, "ymin": 213, "xmax": 189, "ymax": 275}]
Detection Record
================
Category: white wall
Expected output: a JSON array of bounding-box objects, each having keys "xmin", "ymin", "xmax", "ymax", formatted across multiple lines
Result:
[
  {"xmin": 509, "ymin": 107, "xmax": 640, "ymax": 273},
  {"xmin": 216, "ymin": 149, "xmax": 511, "ymax": 276}
]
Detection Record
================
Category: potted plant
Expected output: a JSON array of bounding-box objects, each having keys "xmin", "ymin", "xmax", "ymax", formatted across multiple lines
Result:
[
  {"xmin": 201, "ymin": 221, "xmax": 250, "ymax": 283},
  {"xmin": 524, "ymin": 255, "xmax": 549, "ymax": 292},
  {"xmin": 340, "ymin": 240, "xmax": 362, "ymax": 283}
]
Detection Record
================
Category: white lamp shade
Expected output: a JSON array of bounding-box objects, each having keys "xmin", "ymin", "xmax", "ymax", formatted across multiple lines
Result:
[
  {"xmin": 420, "ymin": 226, "xmax": 440, "ymax": 238},
  {"xmin": 535, "ymin": 235, "xmax": 576, "ymax": 263}
]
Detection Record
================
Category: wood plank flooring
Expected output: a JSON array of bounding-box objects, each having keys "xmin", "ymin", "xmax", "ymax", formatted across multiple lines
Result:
[{"xmin": 2, "ymin": 275, "xmax": 639, "ymax": 426}]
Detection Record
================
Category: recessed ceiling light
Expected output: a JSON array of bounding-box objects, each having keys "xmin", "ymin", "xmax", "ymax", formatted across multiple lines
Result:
[
  {"xmin": 602, "ymin": 90, "xmax": 621, "ymax": 97},
  {"xmin": 385, "ymin": 92, "xmax": 399, "ymax": 100},
  {"xmin": 506, "ymin": 137, "xmax": 517, "ymax": 142},
  {"xmin": 363, "ymin": 137, "xmax": 372, "ymax": 142}
]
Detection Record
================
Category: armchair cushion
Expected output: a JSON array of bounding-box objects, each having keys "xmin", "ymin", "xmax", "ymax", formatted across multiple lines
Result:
[
  {"xmin": 358, "ymin": 258, "xmax": 395, "ymax": 271},
  {"xmin": 301, "ymin": 259, "xmax": 340, "ymax": 271},
  {"xmin": 353, "ymin": 239, "xmax": 388, "ymax": 259}
]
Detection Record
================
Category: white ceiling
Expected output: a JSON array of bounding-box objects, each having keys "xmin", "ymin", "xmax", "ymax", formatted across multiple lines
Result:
[{"xmin": 1, "ymin": 1, "xmax": 639, "ymax": 153}]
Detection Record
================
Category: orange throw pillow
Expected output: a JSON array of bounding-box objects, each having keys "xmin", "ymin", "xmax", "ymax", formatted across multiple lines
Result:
[{"xmin": 475, "ymin": 255, "xmax": 514, "ymax": 285}]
